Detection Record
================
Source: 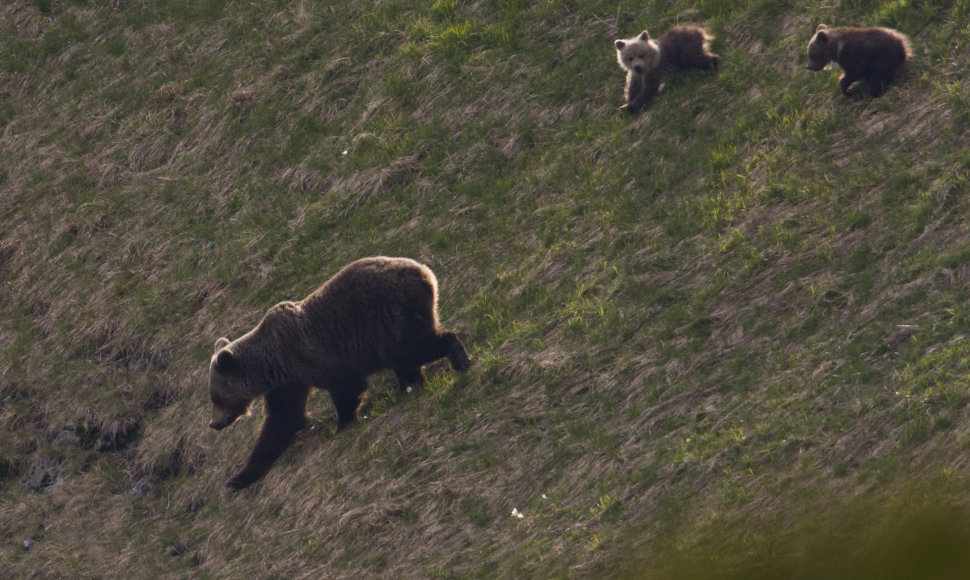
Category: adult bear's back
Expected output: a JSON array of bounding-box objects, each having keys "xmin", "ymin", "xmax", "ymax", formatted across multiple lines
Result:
[{"xmin": 300, "ymin": 257, "xmax": 439, "ymax": 365}]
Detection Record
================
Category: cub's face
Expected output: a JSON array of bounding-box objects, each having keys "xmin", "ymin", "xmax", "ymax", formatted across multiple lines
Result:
[
  {"xmin": 614, "ymin": 31, "xmax": 660, "ymax": 75},
  {"xmin": 208, "ymin": 337, "xmax": 253, "ymax": 430},
  {"xmin": 806, "ymin": 25, "xmax": 832, "ymax": 70}
]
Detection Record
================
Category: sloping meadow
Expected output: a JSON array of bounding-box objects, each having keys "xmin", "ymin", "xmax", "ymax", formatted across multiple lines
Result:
[{"xmin": 2, "ymin": 0, "xmax": 970, "ymax": 577}]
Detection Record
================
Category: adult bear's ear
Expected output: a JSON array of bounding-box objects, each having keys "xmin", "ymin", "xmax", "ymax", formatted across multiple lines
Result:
[
  {"xmin": 214, "ymin": 337, "xmax": 231, "ymax": 352},
  {"xmin": 214, "ymin": 348, "xmax": 235, "ymax": 374}
]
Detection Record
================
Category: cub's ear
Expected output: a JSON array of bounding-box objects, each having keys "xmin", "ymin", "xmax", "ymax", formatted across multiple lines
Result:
[
  {"xmin": 638, "ymin": 31, "xmax": 649, "ymax": 41},
  {"xmin": 214, "ymin": 348, "xmax": 235, "ymax": 374},
  {"xmin": 214, "ymin": 337, "xmax": 231, "ymax": 352},
  {"xmin": 614, "ymin": 39, "xmax": 626, "ymax": 50}
]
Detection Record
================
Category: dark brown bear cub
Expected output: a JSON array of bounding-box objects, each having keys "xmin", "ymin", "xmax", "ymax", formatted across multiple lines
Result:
[
  {"xmin": 613, "ymin": 25, "xmax": 719, "ymax": 113},
  {"xmin": 208, "ymin": 256, "xmax": 471, "ymax": 490},
  {"xmin": 806, "ymin": 24, "xmax": 911, "ymax": 97}
]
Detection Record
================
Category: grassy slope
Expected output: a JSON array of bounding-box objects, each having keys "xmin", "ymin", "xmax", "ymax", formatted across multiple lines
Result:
[{"xmin": 2, "ymin": 0, "xmax": 970, "ymax": 577}]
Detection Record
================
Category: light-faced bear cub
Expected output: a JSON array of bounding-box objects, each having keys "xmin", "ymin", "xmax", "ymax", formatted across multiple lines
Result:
[{"xmin": 614, "ymin": 25, "xmax": 719, "ymax": 113}]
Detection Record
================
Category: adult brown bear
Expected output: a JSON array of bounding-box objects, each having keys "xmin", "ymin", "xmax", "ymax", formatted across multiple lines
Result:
[{"xmin": 208, "ymin": 256, "xmax": 471, "ymax": 489}]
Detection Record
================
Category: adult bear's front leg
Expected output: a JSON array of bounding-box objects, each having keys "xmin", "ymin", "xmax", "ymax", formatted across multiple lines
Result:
[{"xmin": 227, "ymin": 386, "xmax": 309, "ymax": 490}]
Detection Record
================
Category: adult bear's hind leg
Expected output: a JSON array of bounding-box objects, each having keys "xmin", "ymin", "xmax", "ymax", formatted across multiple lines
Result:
[
  {"xmin": 443, "ymin": 331, "xmax": 470, "ymax": 371},
  {"xmin": 329, "ymin": 377, "xmax": 367, "ymax": 430},
  {"xmin": 405, "ymin": 329, "xmax": 470, "ymax": 372},
  {"xmin": 394, "ymin": 367, "xmax": 425, "ymax": 390}
]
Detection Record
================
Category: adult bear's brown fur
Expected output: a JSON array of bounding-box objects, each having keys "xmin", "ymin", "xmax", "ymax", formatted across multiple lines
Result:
[
  {"xmin": 613, "ymin": 25, "xmax": 719, "ymax": 113},
  {"xmin": 208, "ymin": 256, "xmax": 471, "ymax": 490},
  {"xmin": 806, "ymin": 24, "xmax": 911, "ymax": 97}
]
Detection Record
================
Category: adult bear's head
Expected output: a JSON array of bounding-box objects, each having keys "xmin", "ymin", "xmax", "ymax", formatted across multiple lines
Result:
[{"xmin": 208, "ymin": 337, "xmax": 255, "ymax": 430}]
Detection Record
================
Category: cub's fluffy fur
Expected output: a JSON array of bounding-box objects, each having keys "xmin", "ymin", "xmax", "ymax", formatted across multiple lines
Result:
[
  {"xmin": 208, "ymin": 256, "xmax": 470, "ymax": 489},
  {"xmin": 806, "ymin": 24, "xmax": 911, "ymax": 97},
  {"xmin": 613, "ymin": 26, "xmax": 719, "ymax": 113}
]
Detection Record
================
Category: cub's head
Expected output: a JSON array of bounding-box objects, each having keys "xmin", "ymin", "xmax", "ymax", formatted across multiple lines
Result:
[
  {"xmin": 614, "ymin": 31, "xmax": 660, "ymax": 75},
  {"xmin": 806, "ymin": 24, "xmax": 832, "ymax": 71},
  {"xmin": 208, "ymin": 337, "xmax": 253, "ymax": 431}
]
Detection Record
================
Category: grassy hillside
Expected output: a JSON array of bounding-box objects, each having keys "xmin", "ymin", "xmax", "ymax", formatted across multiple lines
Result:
[{"xmin": 2, "ymin": 0, "xmax": 970, "ymax": 577}]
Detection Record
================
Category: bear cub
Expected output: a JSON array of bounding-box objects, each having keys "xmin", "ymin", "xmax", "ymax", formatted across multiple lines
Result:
[
  {"xmin": 614, "ymin": 25, "xmax": 719, "ymax": 113},
  {"xmin": 208, "ymin": 256, "xmax": 471, "ymax": 490},
  {"xmin": 806, "ymin": 24, "xmax": 911, "ymax": 97}
]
